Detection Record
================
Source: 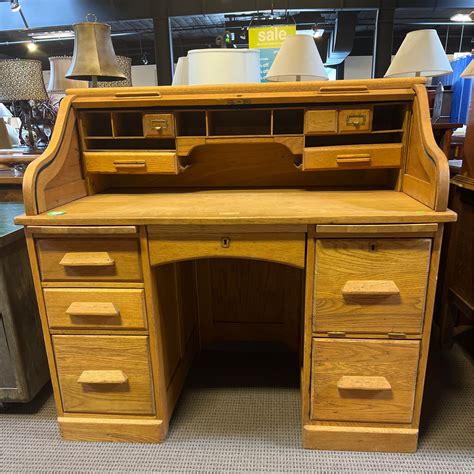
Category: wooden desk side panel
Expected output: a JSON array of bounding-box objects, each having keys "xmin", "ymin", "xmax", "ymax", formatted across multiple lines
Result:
[
  {"xmin": 402, "ymin": 85, "xmax": 450, "ymax": 211},
  {"xmin": 22, "ymin": 96, "xmax": 87, "ymax": 215}
]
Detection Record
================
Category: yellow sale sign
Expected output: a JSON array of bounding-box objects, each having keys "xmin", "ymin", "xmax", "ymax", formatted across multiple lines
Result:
[{"xmin": 249, "ymin": 24, "xmax": 296, "ymax": 81}]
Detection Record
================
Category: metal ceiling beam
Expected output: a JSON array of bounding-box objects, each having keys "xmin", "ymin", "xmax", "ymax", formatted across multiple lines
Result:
[{"xmin": 1, "ymin": 1, "xmax": 473, "ymax": 32}]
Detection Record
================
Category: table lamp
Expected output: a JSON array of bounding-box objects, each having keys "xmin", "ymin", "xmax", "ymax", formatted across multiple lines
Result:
[
  {"xmin": 66, "ymin": 20, "xmax": 125, "ymax": 87},
  {"xmin": 172, "ymin": 57, "xmax": 189, "ymax": 86},
  {"xmin": 48, "ymin": 56, "xmax": 89, "ymax": 95},
  {"xmin": 385, "ymin": 29, "xmax": 452, "ymax": 78},
  {"xmin": 95, "ymin": 56, "xmax": 133, "ymax": 88},
  {"xmin": 265, "ymin": 34, "xmax": 329, "ymax": 82},
  {"xmin": 187, "ymin": 49, "xmax": 260, "ymax": 85},
  {"xmin": 0, "ymin": 59, "xmax": 48, "ymax": 152}
]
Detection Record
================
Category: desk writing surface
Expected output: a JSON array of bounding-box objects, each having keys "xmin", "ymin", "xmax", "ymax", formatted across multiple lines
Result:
[{"xmin": 15, "ymin": 189, "xmax": 455, "ymax": 226}]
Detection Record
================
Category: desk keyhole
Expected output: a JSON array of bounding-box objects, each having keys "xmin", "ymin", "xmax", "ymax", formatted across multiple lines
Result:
[
  {"xmin": 221, "ymin": 237, "xmax": 231, "ymax": 248},
  {"xmin": 369, "ymin": 242, "xmax": 377, "ymax": 252}
]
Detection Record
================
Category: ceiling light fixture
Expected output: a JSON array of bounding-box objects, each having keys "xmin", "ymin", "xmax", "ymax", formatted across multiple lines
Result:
[
  {"xmin": 30, "ymin": 31, "xmax": 75, "ymax": 41},
  {"xmin": 313, "ymin": 28, "xmax": 325, "ymax": 39},
  {"xmin": 10, "ymin": 0, "xmax": 21, "ymax": 12},
  {"xmin": 450, "ymin": 13, "xmax": 473, "ymax": 22},
  {"xmin": 27, "ymin": 41, "xmax": 37, "ymax": 52}
]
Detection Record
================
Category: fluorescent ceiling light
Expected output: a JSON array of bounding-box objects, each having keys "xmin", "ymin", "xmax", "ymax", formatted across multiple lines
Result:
[
  {"xmin": 313, "ymin": 29, "xmax": 324, "ymax": 39},
  {"xmin": 26, "ymin": 41, "xmax": 37, "ymax": 51},
  {"xmin": 450, "ymin": 13, "xmax": 473, "ymax": 22},
  {"xmin": 29, "ymin": 31, "xmax": 75, "ymax": 41}
]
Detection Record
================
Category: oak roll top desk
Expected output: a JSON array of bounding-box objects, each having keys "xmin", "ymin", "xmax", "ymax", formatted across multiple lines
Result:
[{"xmin": 16, "ymin": 78, "xmax": 456, "ymax": 452}]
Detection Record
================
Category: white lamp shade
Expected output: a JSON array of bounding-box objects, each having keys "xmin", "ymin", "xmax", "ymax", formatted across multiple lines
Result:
[
  {"xmin": 172, "ymin": 57, "xmax": 189, "ymax": 86},
  {"xmin": 265, "ymin": 35, "xmax": 328, "ymax": 82},
  {"xmin": 385, "ymin": 29, "xmax": 453, "ymax": 78},
  {"xmin": 461, "ymin": 58, "xmax": 474, "ymax": 78},
  {"xmin": 187, "ymin": 49, "xmax": 260, "ymax": 85},
  {"xmin": 48, "ymin": 56, "xmax": 89, "ymax": 93},
  {"xmin": 0, "ymin": 103, "xmax": 12, "ymax": 117}
]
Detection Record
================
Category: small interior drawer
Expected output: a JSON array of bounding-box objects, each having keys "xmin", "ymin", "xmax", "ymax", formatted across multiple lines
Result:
[
  {"xmin": 53, "ymin": 335, "xmax": 154, "ymax": 415},
  {"xmin": 143, "ymin": 113, "xmax": 175, "ymax": 138},
  {"xmin": 313, "ymin": 238, "xmax": 431, "ymax": 335},
  {"xmin": 339, "ymin": 108, "xmax": 372, "ymax": 133},
  {"xmin": 304, "ymin": 110, "xmax": 337, "ymax": 135},
  {"xmin": 84, "ymin": 151, "xmax": 180, "ymax": 175},
  {"xmin": 36, "ymin": 238, "xmax": 143, "ymax": 282},
  {"xmin": 44, "ymin": 288, "xmax": 147, "ymax": 330},
  {"xmin": 303, "ymin": 143, "xmax": 402, "ymax": 171},
  {"xmin": 311, "ymin": 338, "xmax": 420, "ymax": 423}
]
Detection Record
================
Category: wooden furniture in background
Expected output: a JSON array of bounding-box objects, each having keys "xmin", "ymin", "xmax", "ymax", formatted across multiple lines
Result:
[
  {"xmin": 0, "ymin": 151, "xmax": 39, "ymax": 201},
  {"xmin": 16, "ymin": 78, "xmax": 456, "ymax": 452},
  {"xmin": 0, "ymin": 202, "xmax": 49, "ymax": 404}
]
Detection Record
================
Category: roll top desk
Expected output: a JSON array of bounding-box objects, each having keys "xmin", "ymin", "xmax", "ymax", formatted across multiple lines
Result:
[{"xmin": 16, "ymin": 78, "xmax": 456, "ymax": 452}]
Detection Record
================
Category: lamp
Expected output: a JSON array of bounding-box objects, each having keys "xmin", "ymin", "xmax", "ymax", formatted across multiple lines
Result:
[
  {"xmin": 95, "ymin": 56, "xmax": 132, "ymax": 88},
  {"xmin": 187, "ymin": 49, "xmax": 260, "ymax": 85},
  {"xmin": 385, "ymin": 29, "xmax": 453, "ymax": 78},
  {"xmin": 172, "ymin": 57, "xmax": 189, "ymax": 86},
  {"xmin": 48, "ymin": 56, "xmax": 89, "ymax": 94},
  {"xmin": 266, "ymin": 34, "xmax": 328, "ymax": 82},
  {"xmin": 0, "ymin": 59, "xmax": 49, "ymax": 152},
  {"xmin": 66, "ymin": 20, "xmax": 126, "ymax": 87}
]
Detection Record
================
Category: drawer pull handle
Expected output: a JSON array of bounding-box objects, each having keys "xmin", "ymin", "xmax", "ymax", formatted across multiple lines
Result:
[
  {"xmin": 337, "ymin": 376, "xmax": 391, "ymax": 391},
  {"xmin": 319, "ymin": 86, "xmax": 369, "ymax": 94},
  {"xmin": 346, "ymin": 115, "xmax": 367, "ymax": 127},
  {"xmin": 78, "ymin": 370, "xmax": 128, "ymax": 385},
  {"xmin": 113, "ymin": 160, "xmax": 147, "ymax": 169},
  {"xmin": 59, "ymin": 252, "xmax": 115, "ymax": 267},
  {"xmin": 150, "ymin": 119, "xmax": 168, "ymax": 131},
  {"xmin": 115, "ymin": 91, "xmax": 161, "ymax": 98},
  {"xmin": 66, "ymin": 302, "xmax": 119, "ymax": 318},
  {"xmin": 336, "ymin": 154, "xmax": 371, "ymax": 164},
  {"xmin": 342, "ymin": 280, "xmax": 400, "ymax": 297}
]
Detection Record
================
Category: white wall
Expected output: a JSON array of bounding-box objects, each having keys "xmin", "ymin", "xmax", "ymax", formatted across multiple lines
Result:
[{"xmin": 344, "ymin": 56, "xmax": 373, "ymax": 80}]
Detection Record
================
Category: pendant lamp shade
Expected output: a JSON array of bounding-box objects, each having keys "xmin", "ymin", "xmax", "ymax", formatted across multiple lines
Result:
[
  {"xmin": 265, "ymin": 35, "xmax": 328, "ymax": 82},
  {"xmin": 48, "ymin": 56, "xmax": 89, "ymax": 93},
  {"xmin": 461, "ymin": 58, "xmax": 474, "ymax": 78},
  {"xmin": 384, "ymin": 29, "xmax": 452, "ymax": 78},
  {"xmin": 95, "ymin": 56, "xmax": 133, "ymax": 88},
  {"xmin": 187, "ymin": 49, "xmax": 260, "ymax": 85},
  {"xmin": 66, "ymin": 22, "xmax": 126, "ymax": 82},
  {"xmin": 172, "ymin": 57, "xmax": 189, "ymax": 86},
  {"xmin": 0, "ymin": 59, "xmax": 48, "ymax": 101}
]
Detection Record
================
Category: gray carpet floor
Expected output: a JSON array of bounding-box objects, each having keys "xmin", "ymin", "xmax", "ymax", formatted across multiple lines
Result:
[{"xmin": 1, "ymin": 341, "xmax": 472, "ymax": 473}]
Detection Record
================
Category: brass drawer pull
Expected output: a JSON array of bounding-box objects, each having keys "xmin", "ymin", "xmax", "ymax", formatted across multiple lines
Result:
[
  {"xmin": 342, "ymin": 280, "xmax": 400, "ymax": 297},
  {"xmin": 150, "ymin": 119, "xmax": 168, "ymax": 131},
  {"xmin": 346, "ymin": 114, "xmax": 367, "ymax": 127},
  {"xmin": 337, "ymin": 376, "xmax": 392, "ymax": 391},
  {"xmin": 336, "ymin": 154, "xmax": 371, "ymax": 164},
  {"xmin": 66, "ymin": 302, "xmax": 120, "ymax": 318},
  {"xmin": 113, "ymin": 160, "xmax": 147, "ymax": 169},
  {"xmin": 59, "ymin": 252, "xmax": 115, "ymax": 267},
  {"xmin": 77, "ymin": 370, "xmax": 128, "ymax": 385}
]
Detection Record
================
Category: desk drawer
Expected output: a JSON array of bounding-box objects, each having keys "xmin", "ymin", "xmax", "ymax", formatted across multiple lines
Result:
[
  {"xmin": 83, "ymin": 152, "xmax": 180, "ymax": 175},
  {"xmin": 311, "ymin": 338, "xmax": 420, "ymax": 423},
  {"xmin": 44, "ymin": 288, "xmax": 147, "ymax": 330},
  {"xmin": 303, "ymin": 144, "xmax": 402, "ymax": 171},
  {"xmin": 148, "ymin": 232, "xmax": 306, "ymax": 269},
  {"xmin": 314, "ymin": 239, "xmax": 431, "ymax": 335},
  {"xmin": 339, "ymin": 108, "xmax": 372, "ymax": 133},
  {"xmin": 53, "ymin": 335, "xmax": 154, "ymax": 415},
  {"xmin": 36, "ymin": 238, "xmax": 142, "ymax": 282},
  {"xmin": 143, "ymin": 113, "xmax": 175, "ymax": 138}
]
